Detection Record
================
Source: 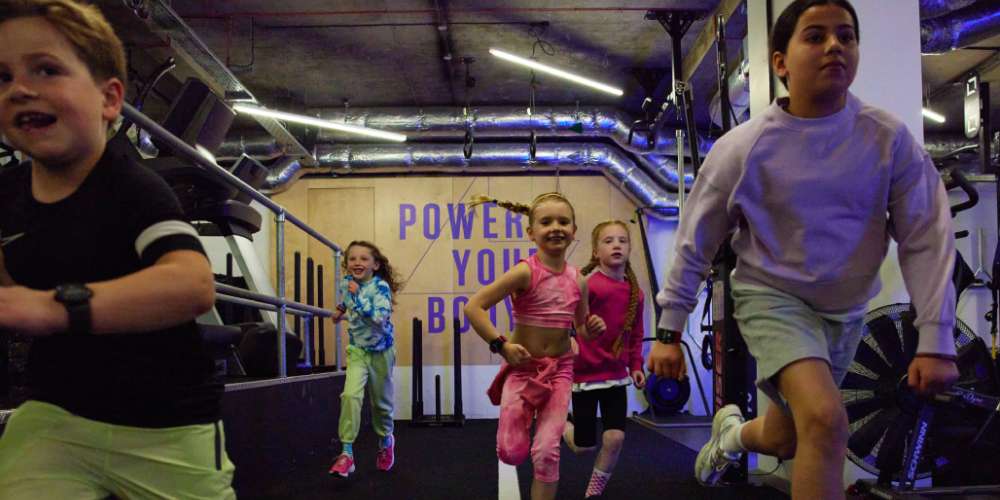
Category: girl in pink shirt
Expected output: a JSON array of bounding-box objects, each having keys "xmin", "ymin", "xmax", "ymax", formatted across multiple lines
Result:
[
  {"xmin": 465, "ymin": 192, "xmax": 606, "ymax": 500},
  {"xmin": 564, "ymin": 220, "xmax": 646, "ymax": 498}
]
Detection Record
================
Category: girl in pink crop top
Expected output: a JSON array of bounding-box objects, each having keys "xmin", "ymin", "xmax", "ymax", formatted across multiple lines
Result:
[
  {"xmin": 464, "ymin": 192, "xmax": 606, "ymax": 500},
  {"xmin": 512, "ymin": 253, "xmax": 582, "ymax": 329}
]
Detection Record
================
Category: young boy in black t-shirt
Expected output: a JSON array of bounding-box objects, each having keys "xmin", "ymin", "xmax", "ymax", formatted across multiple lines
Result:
[{"xmin": 0, "ymin": 1, "xmax": 235, "ymax": 498}]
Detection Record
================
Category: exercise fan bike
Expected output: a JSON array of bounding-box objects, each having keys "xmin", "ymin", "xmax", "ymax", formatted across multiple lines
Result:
[{"xmin": 843, "ymin": 168, "xmax": 1000, "ymax": 498}]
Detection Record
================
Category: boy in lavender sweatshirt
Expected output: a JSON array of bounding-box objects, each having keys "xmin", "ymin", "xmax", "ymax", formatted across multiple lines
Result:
[{"xmin": 647, "ymin": 1, "xmax": 959, "ymax": 498}]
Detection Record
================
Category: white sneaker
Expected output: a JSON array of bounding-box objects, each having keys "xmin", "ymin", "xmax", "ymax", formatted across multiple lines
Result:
[{"xmin": 694, "ymin": 404, "xmax": 745, "ymax": 486}]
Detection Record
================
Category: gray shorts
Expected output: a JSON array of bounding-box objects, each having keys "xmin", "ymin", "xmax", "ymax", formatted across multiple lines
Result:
[{"xmin": 731, "ymin": 278, "xmax": 866, "ymax": 412}]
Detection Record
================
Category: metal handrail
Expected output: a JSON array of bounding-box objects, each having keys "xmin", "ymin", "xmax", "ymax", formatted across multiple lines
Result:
[
  {"xmin": 121, "ymin": 103, "xmax": 341, "ymax": 254},
  {"xmin": 216, "ymin": 292, "xmax": 317, "ymax": 318},
  {"xmin": 122, "ymin": 103, "xmax": 343, "ymax": 376},
  {"xmin": 216, "ymin": 283, "xmax": 331, "ymax": 318}
]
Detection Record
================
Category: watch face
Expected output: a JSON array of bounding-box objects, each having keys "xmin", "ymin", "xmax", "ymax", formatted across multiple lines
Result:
[{"xmin": 57, "ymin": 284, "xmax": 93, "ymax": 303}]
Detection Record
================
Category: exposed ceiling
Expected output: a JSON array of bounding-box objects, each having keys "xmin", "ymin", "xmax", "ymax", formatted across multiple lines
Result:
[
  {"xmin": 921, "ymin": 32, "xmax": 1000, "ymax": 138},
  {"xmin": 97, "ymin": 0, "xmax": 999, "ymax": 147},
  {"xmin": 101, "ymin": 0, "xmax": 740, "ymax": 135}
]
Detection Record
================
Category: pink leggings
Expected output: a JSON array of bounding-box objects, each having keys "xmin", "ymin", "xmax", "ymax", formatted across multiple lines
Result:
[{"xmin": 495, "ymin": 353, "xmax": 574, "ymax": 483}]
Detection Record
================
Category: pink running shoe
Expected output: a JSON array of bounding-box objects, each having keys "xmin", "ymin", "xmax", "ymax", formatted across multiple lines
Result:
[
  {"xmin": 376, "ymin": 436, "xmax": 395, "ymax": 471},
  {"xmin": 328, "ymin": 453, "xmax": 355, "ymax": 478}
]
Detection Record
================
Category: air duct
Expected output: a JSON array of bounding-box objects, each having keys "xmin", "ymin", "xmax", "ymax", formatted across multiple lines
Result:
[
  {"xmin": 921, "ymin": 1, "xmax": 1000, "ymax": 53},
  {"xmin": 310, "ymin": 106, "xmax": 715, "ymax": 159},
  {"xmin": 263, "ymin": 143, "xmax": 679, "ymax": 218},
  {"xmin": 216, "ymin": 134, "xmax": 286, "ymax": 161},
  {"xmin": 919, "ymin": 0, "xmax": 979, "ymax": 20},
  {"xmin": 220, "ymin": 107, "xmax": 703, "ymax": 191}
]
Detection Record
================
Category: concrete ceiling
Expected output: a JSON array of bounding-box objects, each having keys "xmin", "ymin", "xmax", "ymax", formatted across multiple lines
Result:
[
  {"xmin": 921, "ymin": 32, "xmax": 1000, "ymax": 138},
  {"xmin": 97, "ymin": 0, "xmax": 998, "ymax": 143},
  {"xmin": 100, "ymin": 0, "xmax": 738, "ymax": 134}
]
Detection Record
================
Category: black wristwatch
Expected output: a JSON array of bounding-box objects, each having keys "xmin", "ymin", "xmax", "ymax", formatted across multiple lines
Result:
[
  {"xmin": 655, "ymin": 328, "xmax": 681, "ymax": 345},
  {"xmin": 54, "ymin": 283, "xmax": 93, "ymax": 335},
  {"xmin": 489, "ymin": 335, "xmax": 508, "ymax": 354}
]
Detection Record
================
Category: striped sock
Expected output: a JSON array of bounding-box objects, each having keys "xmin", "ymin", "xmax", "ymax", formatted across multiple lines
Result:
[{"xmin": 585, "ymin": 468, "xmax": 611, "ymax": 497}]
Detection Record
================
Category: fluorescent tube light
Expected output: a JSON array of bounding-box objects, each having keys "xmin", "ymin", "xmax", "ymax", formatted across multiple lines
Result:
[
  {"xmin": 922, "ymin": 107, "xmax": 946, "ymax": 124},
  {"xmin": 233, "ymin": 105, "xmax": 407, "ymax": 142},
  {"xmin": 489, "ymin": 48, "xmax": 624, "ymax": 97}
]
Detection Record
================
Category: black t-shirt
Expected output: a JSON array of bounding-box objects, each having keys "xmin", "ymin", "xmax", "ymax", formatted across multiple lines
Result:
[{"xmin": 0, "ymin": 138, "xmax": 221, "ymax": 427}]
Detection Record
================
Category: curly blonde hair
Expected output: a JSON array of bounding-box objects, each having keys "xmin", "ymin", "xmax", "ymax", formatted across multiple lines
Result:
[
  {"xmin": 580, "ymin": 220, "xmax": 641, "ymax": 359},
  {"xmin": 469, "ymin": 192, "xmax": 576, "ymax": 227},
  {"xmin": 342, "ymin": 241, "xmax": 404, "ymax": 304}
]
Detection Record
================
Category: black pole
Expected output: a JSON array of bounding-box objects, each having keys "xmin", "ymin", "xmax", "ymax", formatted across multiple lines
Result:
[
  {"xmin": 306, "ymin": 257, "xmax": 315, "ymax": 367},
  {"xmin": 716, "ymin": 14, "xmax": 732, "ymax": 133},
  {"xmin": 983, "ymin": 80, "xmax": 1000, "ymax": 362},
  {"xmin": 669, "ymin": 14, "xmax": 702, "ymax": 177},
  {"xmin": 635, "ymin": 209, "xmax": 662, "ymax": 320},
  {"xmin": 434, "ymin": 374, "xmax": 442, "ymax": 422},
  {"xmin": 317, "ymin": 265, "xmax": 326, "ymax": 366},
  {"xmin": 411, "ymin": 318, "xmax": 423, "ymax": 421},
  {"xmin": 293, "ymin": 252, "xmax": 301, "ymax": 342},
  {"xmin": 453, "ymin": 317, "xmax": 464, "ymax": 421}
]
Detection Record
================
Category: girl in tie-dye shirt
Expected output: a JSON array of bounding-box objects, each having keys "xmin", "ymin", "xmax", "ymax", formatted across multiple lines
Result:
[{"xmin": 329, "ymin": 241, "xmax": 403, "ymax": 479}]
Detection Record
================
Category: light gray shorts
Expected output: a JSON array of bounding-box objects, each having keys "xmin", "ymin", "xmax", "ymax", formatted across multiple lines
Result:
[{"xmin": 731, "ymin": 277, "xmax": 866, "ymax": 412}]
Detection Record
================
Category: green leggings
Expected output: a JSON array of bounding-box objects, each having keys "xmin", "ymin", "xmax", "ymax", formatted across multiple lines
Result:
[
  {"xmin": 339, "ymin": 344, "xmax": 395, "ymax": 444},
  {"xmin": 0, "ymin": 400, "xmax": 235, "ymax": 500}
]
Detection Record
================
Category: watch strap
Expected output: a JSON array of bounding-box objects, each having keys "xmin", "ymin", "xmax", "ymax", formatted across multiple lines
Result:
[{"xmin": 655, "ymin": 328, "xmax": 681, "ymax": 344}]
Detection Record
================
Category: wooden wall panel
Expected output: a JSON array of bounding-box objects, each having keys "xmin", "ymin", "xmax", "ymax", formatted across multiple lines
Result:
[{"xmin": 270, "ymin": 175, "xmax": 655, "ymax": 368}]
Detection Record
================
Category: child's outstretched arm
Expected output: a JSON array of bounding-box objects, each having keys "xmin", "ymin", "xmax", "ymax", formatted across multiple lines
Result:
[
  {"xmin": 651, "ymin": 147, "xmax": 734, "ymax": 379},
  {"xmin": 574, "ymin": 275, "xmax": 606, "ymax": 340},
  {"xmin": 888, "ymin": 129, "xmax": 960, "ymax": 395},
  {"xmin": 464, "ymin": 262, "xmax": 532, "ymax": 365}
]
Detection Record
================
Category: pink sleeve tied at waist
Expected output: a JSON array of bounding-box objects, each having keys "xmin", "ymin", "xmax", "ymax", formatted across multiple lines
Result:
[{"xmin": 487, "ymin": 353, "xmax": 574, "ymax": 407}]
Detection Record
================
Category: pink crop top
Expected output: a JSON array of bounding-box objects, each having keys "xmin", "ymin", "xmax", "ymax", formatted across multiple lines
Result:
[{"xmin": 512, "ymin": 254, "xmax": 581, "ymax": 329}]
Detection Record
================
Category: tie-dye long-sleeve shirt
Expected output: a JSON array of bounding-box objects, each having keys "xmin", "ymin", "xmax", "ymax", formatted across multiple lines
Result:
[{"xmin": 338, "ymin": 275, "xmax": 395, "ymax": 351}]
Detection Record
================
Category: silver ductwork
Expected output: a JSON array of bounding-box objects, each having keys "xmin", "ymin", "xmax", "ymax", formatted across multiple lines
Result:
[
  {"xmin": 311, "ymin": 106, "xmax": 715, "ymax": 159},
  {"xmin": 709, "ymin": 53, "xmax": 751, "ymax": 128},
  {"xmin": 264, "ymin": 143, "xmax": 679, "ymax": 218},
  {"xmin": 219, "ymin": 107, "xmax": 703, "ymax": 191},
  {"xmin": 921, "ymin": 1, "xmax": 1000, "ymax": 53},
  {"xmin": 925, "ymin": 133, "xmax": 978, "ymax": 159},
  {"xmin": 216, "ymin": 134, "xmax": 286, "ymax": 162},
  {"xmin": 919, "ymin": 0, "xmax": 979, "ymax": 20}
]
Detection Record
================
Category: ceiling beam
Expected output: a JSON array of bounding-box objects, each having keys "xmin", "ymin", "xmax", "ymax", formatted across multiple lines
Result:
[
  {"xmin": 143, "ymin": 0, "xmax": 314, "ymax": 163},
  {"xmin": 431, "ymin": 0, "xmax": 459, "ymax": 106},
  {"xmin": 929, "ymin": 49, "xmax": 1000, "ymax": 101},
  {"xmin": 681, "ymin": 0, "xmax": 744, "ymax": 83}
]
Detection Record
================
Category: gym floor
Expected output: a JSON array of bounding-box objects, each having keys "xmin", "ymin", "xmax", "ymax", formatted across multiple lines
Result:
[{"xmin": 235, "ymin": 417, "xmax": 790, "ymax": 500}]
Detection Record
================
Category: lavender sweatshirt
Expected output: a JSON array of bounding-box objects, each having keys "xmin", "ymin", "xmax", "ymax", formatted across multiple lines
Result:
[{"xmin": 656, "ymin": 93, "xmax": 956, "ymax": 356}]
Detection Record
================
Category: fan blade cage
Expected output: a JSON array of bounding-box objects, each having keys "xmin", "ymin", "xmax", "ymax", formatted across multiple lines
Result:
[{"xmin": 841, "ymin": 302, "xmax": 975, "ymax": 477}]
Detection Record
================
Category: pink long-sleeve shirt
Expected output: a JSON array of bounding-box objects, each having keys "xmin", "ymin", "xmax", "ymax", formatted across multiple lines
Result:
[
  {"xmin": 574, "ymin": 270, "xmax": 645, "ymax": 382},
  {"xmin": 656, "ymin": 93, "xmax": 956, "ymax": 356}
]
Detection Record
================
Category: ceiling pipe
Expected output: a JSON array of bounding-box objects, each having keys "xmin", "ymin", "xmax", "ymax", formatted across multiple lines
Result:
[
  {"xmin": 918, "ymin": 0, "xmax": 979, "ymax": 20},
  {"xmin": 219, "ymin": 106, "xmax": 703, "ymax": 190},
  {"xmin": 921, "ymin": 1, "xmax": 1000, "ymax": 53},
  {"xmin": 216, "ymin": 134, "xmax": 286, "ymax": 161},
  {"xmin": 925, "ymin": 132, "xmax": 979, "ymax": 159},
  {"xmin": 310, "ymin": 106, "xmax": 715, "ymax": 158},
  {"xmin": 263, "ymin": 142, "xmax": 679, "ymax": 218},
  {"xmin": 223, "ymin": 132, "xmax": 695, "ymax": 191}
]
